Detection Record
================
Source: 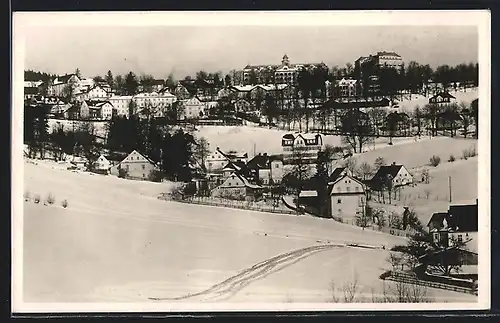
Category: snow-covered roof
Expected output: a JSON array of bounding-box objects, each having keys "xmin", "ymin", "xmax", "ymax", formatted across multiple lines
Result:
[
  {"xmin": 299, "ymin": 190, "xmax": 318, "ymax": 197},
  {"xmin": 109, "ymin": 95, "xmax": 133, "ymax": 100}
]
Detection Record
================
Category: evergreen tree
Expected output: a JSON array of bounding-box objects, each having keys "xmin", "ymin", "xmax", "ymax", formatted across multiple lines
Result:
[
  {"xmin": 105, "ymin": 70, "xmax": 114, "ymax": 88},
  {"xmin": 124, "ymin": 71, "xmax": 139, "ymax": 95}
]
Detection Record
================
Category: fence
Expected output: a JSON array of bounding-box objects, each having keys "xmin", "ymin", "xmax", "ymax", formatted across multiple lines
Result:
[
  {"xmin": 382, "ymin": 270, "xmax": 477, "ymax": 295},
  {"xmin": 159, "ymin": 194, "xmax": 298, "ymax": 216}
]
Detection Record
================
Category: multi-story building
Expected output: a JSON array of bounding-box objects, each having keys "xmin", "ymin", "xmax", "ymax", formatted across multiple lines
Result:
[
  {"xmin": 48, "ymin": 74, "xmax": 81, "ymax": 97},
  {"xmin": 242, "ymin": 54, "xmax": 327, "ymax": 86},
  {"xmin": 132, "ymin": 91, "xmax": 177, "ymax": 111},
  {"xmin": 281, "ymin": 132, "xmax": 324, "ymax": 164},
  {"xmin": 108, "ymin": 95, "xmax": 133, "ymax": 117},
  {"xmin": 335, "ymin": 78, "xmax": 359, "ymax": 98},
  {"xmin": 74, "ymin": 84, "xmax": 111, "ymax": 102},
  {"xmin": 354, "ymin": 51, "xmax": 403, "ymax": 95}
]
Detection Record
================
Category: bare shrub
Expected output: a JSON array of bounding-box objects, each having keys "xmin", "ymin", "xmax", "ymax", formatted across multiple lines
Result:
[
  {"xmin": 429, "ymin": 155, "xmax": 441, "ymax": 167},
  {"xmin": 462, "ymin": 146, "xmax": 477, "ymax": 160},
  {"xmin": 448, "ymin": 155, "xmax": 456, "ymax": 162},
  {"xmin": 34, "ymin": 194, "xmax": 41, "ymax": 204},
  {"xmin": 424, "ymin": 189, "xmax": 431, "ymax": 199},
  {"xmin": 342, "ymin": 273, "xmax": 360, "ymax": 303},
  {"xmin": 329, "ymin": 272, "xmax": 360, "ymax": 303},
  {"xmin": 46, "ymin": 193, "xmax": 55, "ymax": 205},
  {"xmin": 61, "ymin": 199, "xmax": 68, "ymax": 208}
]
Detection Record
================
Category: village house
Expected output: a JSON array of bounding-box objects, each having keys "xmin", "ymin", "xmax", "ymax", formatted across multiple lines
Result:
[
  {"xmin": 181, "ymin": 96, "xmax": 206, "ymax": 120},
  {"xmin": 234, "ymin": 98, "xmax": 253, "ymax": 113},
  {"xmin": 94, "ymin": 154, "xmax": 111, "ymax": 173},
  {"xmin": 335, "ymin": 78, "xmax": 359, "ymax": 98},
  {"xmin": 221, "ymin": 161, "xmax": 249, "ymax": 179},
  {"xmin": 108, "ymin": 95, "xmax": 133, "ymax": 117},
  {"xmin": 84, "ymin": 100, "xmax": 115, "ymax": 120},
  {"xmin": 328, "ymin": 168, "xmax": 367, "ymax": 225},
  {"xmin": 369, "ymin": 162, "xmax": 413, "ymax": 190},
  {"xmin": 138, "ymin": 79, "xmax": 165, "ymax": 93},
  {"xmin": 133, "ymin": 91, "xmax": 177, "ymax": 116},
  {"xmin": 49, "ymin": 74, "xmax": 81, "ymax": 97},
  {"xmin": 211, "ymin": 171, "xmax": 263, "ymax": 201},
  {"xmin": 246, "ymin": 153, "xmax": 284, "ymax": 185},
  {"xmin": 427, "ymin": 199, "xmax": 478, "ymax": 254},
  {"xmin": 429, "ymin": 91, "xmax": 457, "ymax": 106},
  {"xmin": 109, "ymin": 150, "xmax": 158, "ymax": 181},
  {"xmin": 281, "ymin": 132, "xmax": 324, "ymax": 164},
  {"xmin": 75, "ymin": 84, "xmax": 111, "ymax": 102},
  {"xmin": 205, "ymin": 147, "xmax": 248, "ymax": 173},
  {"xmin": 174, "ymin": 83, "xmax": 192, "ymax": 100}
]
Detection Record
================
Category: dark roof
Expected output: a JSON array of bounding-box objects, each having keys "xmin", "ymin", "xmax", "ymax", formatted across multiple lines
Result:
[
  {"xmin": 247, "ymin": 153, "xmax": 271, "ymax": 170},
  {"xmin": 327, "ymin": 167, "xmax": 347, "ymax": 183},
  {"xmin": 427, "ymin": 212, "xmax": 449, "ymax": 228},
  {"xmin": 369, "ymin": 164, "xmax": 405, "ymax": 189},
  {"xmin": 448, "ymin": 203, "xmax": 478, "ymax": 232},
  {"xmin": 430, "ymin": 91, "xmax": 456, "ymax": 100},
  {"xmin": 58, "ymin": 74, "xmax": 78, "ymax": 84}
]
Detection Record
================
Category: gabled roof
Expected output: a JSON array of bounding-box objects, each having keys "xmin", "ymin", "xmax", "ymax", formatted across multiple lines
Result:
[
  {"xmin": 327, "ymin": 167, "xmax": 348, "ymax": 183},
  {"xmin": 448, "ymin": 203, "xmax": 478, "ymax": 232},
  {"xmin": 56, "ymin": 73, "xmax": 79, "ymax": 84},
  {"xmin": 328, "ymin": 174, "xmax": 365, "ymax": 195},
  {"xmin": 430, "ymin": 91, "xmax": 456, "ymax": 100},
  {"xmin": 427, "ymin": 212, "xmax": 449, "ymax": 228},
  {"xmin": 216, "ymin": 147, "xmax": 248, "ymax": 160},
  {"xmin": 122, "ymin": 149, "xmax": 157, "ymax": 166},
  {"xmin": 223, "ymin": 171, "xmax": 262, "ymax": 189},
  {"xmin": 369, "ymin": 164, "xmax": 407, "ymax": 190}
]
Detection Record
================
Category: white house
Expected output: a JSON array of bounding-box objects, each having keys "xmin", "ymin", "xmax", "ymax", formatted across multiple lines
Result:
[
  {"xmin": 109, "ymin": 150, "xmax": 158, "ymax": 180},
  {"xmin": 205, "ymin": 147, "xmax": 248, "ymax": 173},
  {"xmin": 211, "ymin": 171, "xmax": 262, "ymax": 200},
  {"xmin": 281, "ymin": 132, "xmax": 324, "ymax": 164},
  {"xmin": 86, "ymin": 100, "xmax": 115, "ymax": 120},
  {"xmin": 49, "ymin": 74, "xmax": 81, "ymax": 97},
  {"xmin": 108, "ymin": 95, "xmax": 133, "ymax": 117},
  {"xmin": 370, "ymin": 163, "xmax": 413, "ymax": 189},
  {"xmin": 181, "ymin": 97, "xmax": 206, "ymax": 120},
  {"xmin": 336, "ymin": 78, "xmax": 358, "ymax": 98},
  {"xmin": 75, "ymin": 84, "xmax": 110, "ymax": 102},
  {"xmin": 133, "ymin": 91, "xmax": 177, "ymax": 117},
  {"xmin": 427, "ymin": 200, "xmax": 478, "ymax": 254},
  {"xmin": 329, "ymin": 173, "xmax": 366, "ymax": 225},
  {"xmin": 95, "ymin": 155, "xmax": 111, "ymax": 172}
]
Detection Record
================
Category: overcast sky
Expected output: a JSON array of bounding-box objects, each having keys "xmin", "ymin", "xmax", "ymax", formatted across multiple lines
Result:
[{"xmin": 23, "ymin": 25, "xmax": 478, "ymax": 79}]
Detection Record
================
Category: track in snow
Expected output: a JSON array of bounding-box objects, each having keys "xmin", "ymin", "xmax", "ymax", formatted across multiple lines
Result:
[{"xmin": 148, "ymin": 244, "xmax": 346, "ymax": 302}]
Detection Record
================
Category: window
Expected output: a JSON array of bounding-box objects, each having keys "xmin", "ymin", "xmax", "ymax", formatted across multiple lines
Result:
[
  {"xmin": 457, "ymin": 235, "xmax": 463, "ymax": 243},
  {"xmin": 142, "ymin": 164, "xmax": 145, "ymax": 170},
  {"xmin": 355, "ymin": 186, "xmax": 359, "ymax": 192},
  {"xmin": 143, "ymin": 173, "xmax": 145, "ymax": 178},
  {"xmin": 346, "ymin": 186, "xmax": 351, "ymax": 192},
  {"xmin": 337, "ymin": 199, "xmax": 342, "ymax": 204},
  {"xmin": 275, "ymin": 164, "xmax": 280, "ymax": 168}
]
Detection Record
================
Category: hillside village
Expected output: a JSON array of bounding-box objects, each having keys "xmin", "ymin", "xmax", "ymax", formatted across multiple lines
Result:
[{"xmin": 23, "ymin": 51, "xmax": 481, "ymax": 302}]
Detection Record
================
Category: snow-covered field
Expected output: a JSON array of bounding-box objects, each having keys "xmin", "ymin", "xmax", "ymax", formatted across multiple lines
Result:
[
  {"xmin": 371, "ymin": 156, "xmax": 478, "ymax": 224},
  {"xmin": 353, "ymin": 137, "xmax": 478, "ymax": 170},
  {"xmin": 21, "ymin": 160, "xmax": 476, "ymax": 304},
  {"xmin": 395, "ymin": 88, "xmax": 478, "ymax": 113}
]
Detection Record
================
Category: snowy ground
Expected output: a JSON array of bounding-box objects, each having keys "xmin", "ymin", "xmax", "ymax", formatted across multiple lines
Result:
[
  {"xmin": 352, "ymin": 137, "xmax": 478, "ymax": 170},
  {"xmin": 21, "ymin": 160, "xmax": 476, "ymax": 304},
  {"xmin": 369, "ymin": 156, "xmax": 478, "ymax": 224},
  {"xmin": 394, "ymin": 88, "xmax": 478, "ymax": 114}
]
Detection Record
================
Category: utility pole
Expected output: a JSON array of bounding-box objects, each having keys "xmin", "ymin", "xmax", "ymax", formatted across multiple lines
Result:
[{"xmin": 449, "ymin": 176, "xmax": 452, "ymax": 203}]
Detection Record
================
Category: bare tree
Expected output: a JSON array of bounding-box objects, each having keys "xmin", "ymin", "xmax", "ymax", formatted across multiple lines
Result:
[
  {"xmin": 358, "ymin": 161, "xmax": 372, "ymax": 180},
  {"xmin": 343, "ymin": 156, "xmax": 358, "ymax": 175}
]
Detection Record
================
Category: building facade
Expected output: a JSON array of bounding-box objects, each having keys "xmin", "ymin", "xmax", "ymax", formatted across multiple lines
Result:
[
  {"xmin": 281, "ymin": 133, "xmax": 324, "ymax": 164},
  {"xmin": 329, "ymin": 174, "xmax": 366, "ymax": 225}
]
